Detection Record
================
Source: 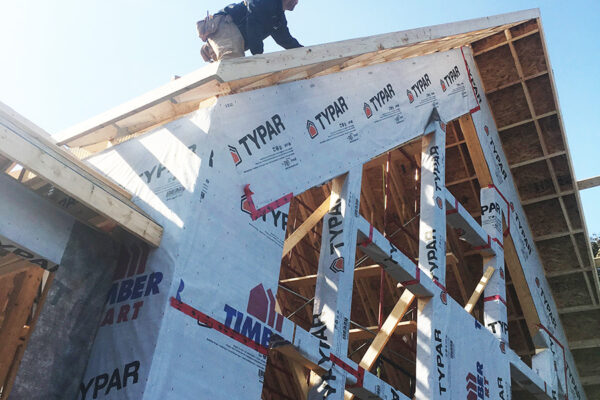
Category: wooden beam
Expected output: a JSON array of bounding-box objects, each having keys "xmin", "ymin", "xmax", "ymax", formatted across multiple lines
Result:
[
  {"xmin": 567, "ymin": 338, "xmax": 600, "ymax": 350},
  {"xmin": 0, "ymin": 267, "xmax": 43, "ymax": 387},
  {"xmin": 357, "ymin": 290, "xmax": 416, "ymax": 370},
  {"xmin": 282, "ymin": 196, "xmax": 330, "ymax": 259},
  {"xmin": 577, "ymin": 176, "xmax": 600, "ymax": 191},
  {"xmin": 0, "ymin": 260, "xmax": 33, "ymax": 278},
  {"xmin": 0, "ymin": 122, "xmax": 163, "ymax": 247},
  {"xmin": 580, "ymin": 375, "xmax": 600, "ymax": 386},
  {"xmin": 348, "ymin": 321, "xmax": 417, "ymax": 342},
  {"xmin": 464, "ymin": 266, "xmax": 495, "ymax": 314},
  {"xmin": 460, "ymin": 113, "xmax": 542, "ymax": 339},
  {"xmin": 1, "ymin": 272, "xmax": 54, "ymax": 398},
  {"xmin": 280, "ymin": 264, "xmax": 382, "ymax": 288}
]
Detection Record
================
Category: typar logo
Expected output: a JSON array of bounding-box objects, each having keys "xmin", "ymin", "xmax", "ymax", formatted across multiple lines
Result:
[
  {"xmin": 363, "ymin": 103, "xmax": 373, "ymax": 118},
  {"xmin": 407, "ymin": 89, "xmax": 415, "ymax": 103},
  {"xmin": 229, "ymin": 145, "xmax": 242, "ymax": 166},
  {"xmin": 440, "ymin": 79, "xmax": 447, "ymax": 92},
  {"xmin": 241, "ymin": 194, "xmax": 252, "ymax": 215},
  {"xmin": 329, "ymin": 257, "xmax": 344, "ymax": 273},
  {"xmin": 307, "ymin": 120, "xmax": 319, "ymax": 139},
  {"xmin": 440, "ymin": 291, "xmax": 447, "ymax": 305},
  {"xmin": 436, "ymin": 196, "xmax": 443, "ymax": 209}
]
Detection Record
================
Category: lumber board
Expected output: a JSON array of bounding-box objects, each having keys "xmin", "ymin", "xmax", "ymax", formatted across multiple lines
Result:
[
  {"xmin": 0, "ymin": 272, "xmax": 54, "ymax": 398},
  {"xmin": 464, "ymin": 266, "xmax": 495, "ymax": 314},
  {"xmin": 0, "ymin": 268, "xmax": 43, "ymax": 386},
  {"xmin": 0, "ymin": 102, "xmax": 133, "ymax": 200},
  {"xmin": 460, "ymin": 113, "xmax": 542, "ymax": 339},
  {"xmin": 357, "ymin": 289, "xmax": 416, "ymax": 370},
  {"xmin": 348, "ymin": 321, "xmax": 417, "ymax": 342},
  {"xmin": 281, "ymin": 195, "xmax": 330, "ymax": 259},
  {"xmin": 577, "ymin": 176, "xmax": 600, "ymax": 191},
  {"xmin": 0, "ymin": 123, "xmax": 163, "ymax": 247}
]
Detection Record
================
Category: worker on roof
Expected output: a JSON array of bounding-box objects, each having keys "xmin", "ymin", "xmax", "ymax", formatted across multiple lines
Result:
[{"xmin": 197, "ymin": 0, "xmax": 302, "ymax": 62}]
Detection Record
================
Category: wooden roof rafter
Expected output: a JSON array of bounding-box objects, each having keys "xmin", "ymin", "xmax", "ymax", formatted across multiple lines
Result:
[{"xmin": 0, "ymin": 103, "xmax": 163, "ymax": 247}]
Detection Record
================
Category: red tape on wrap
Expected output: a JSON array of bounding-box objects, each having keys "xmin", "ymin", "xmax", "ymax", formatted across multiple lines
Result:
[
  {"xmin": 244, "ymin": 184, "xmax": 293, "ymax": 221},
  {"xmin": 169, "ymin": 297, "xmax": 268, "ymax": 355},
  {"xmin": 329, "ymin": 353, "xmax": 364, "ymax": 388}
]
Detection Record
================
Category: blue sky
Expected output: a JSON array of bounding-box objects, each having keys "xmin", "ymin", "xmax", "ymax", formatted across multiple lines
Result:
[{"xmin": 1, "ymin": 0, "xmax": 599, "ymax": 235}]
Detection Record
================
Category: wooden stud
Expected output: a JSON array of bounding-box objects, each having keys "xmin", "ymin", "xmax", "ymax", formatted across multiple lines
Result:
[
  {"xmin": 0, "ymin": 267, "xmax": 43, "ymax": 387},
  {"xmin": 1, "ymin": 272, "xmax": 55, "ymax": 398},
  {"xmin": 464, "ymin": 266, "xmax": 495, "ymax": 314},
  {"xmin": 281, "ymin": 196, "xmax": 330, "ymax": 259},
  {"xmin": 460, "ymin": 114, "xmax": 542, "ymax": 338},
  {"xmin": 357, "ymin": 290, "xmax": 415, "ymax": 370},
  {"xmin": 348, "ymin": 321, "xmax": 417, "ymax": 342}
]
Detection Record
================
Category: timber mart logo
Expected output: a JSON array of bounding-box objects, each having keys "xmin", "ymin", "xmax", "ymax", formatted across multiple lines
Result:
[
  {"xmin": 406, "ymin": 89, "xmax": 415, "ymax": 104},
  {"xmin": 466, "ymin": 362, "xmax": 490, "ymax": 400},
  {"xmin": 330, "ymin": 257, "xmax": 344, "ymax": 273},
  {"xmin": 306, "ymin": 120, "xmax": 319, "ymax": 139},
  {"xmin": 246, "ymin": 283, "xmax": 284, "ymax": 333},
  {"xmin": 229, "ymin": 145, "xmax": 242, "ymax": 166},
  {"xmin": 363, "ymin": 103, "xmax": 373, "ymax": 119},
  {"xmin": 440, "ymin": 79, "xmax": 447, "ymax": 92}
]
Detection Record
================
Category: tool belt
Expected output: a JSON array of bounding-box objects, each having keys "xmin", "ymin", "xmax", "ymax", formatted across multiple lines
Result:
[{"xmin": 196, "ymin": 12, "xmax": 230, "ymax": 42}]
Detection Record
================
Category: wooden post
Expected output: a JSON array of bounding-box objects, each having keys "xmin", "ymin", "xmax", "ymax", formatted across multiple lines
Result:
[
  {"xmin": 418, "ymin": 115, "xmax": 447, "ymax": 286},
  {"xmin": 282, "ymin": 196, "xmax": 331, "ymax": 259},
  {"xmin": 0, "ymin": 267, "xmax": 43, "ymax": 387},
  {"xmin": 309, "ymin": 167, "xmax": 362, "ymax": 399},
  {"xmin": 464, "ymin": 266, "xmax": 495, "ymax": 315},
  {"xmin": 480, "ymin": 187, "xmax": 508, "ymax": 346}
]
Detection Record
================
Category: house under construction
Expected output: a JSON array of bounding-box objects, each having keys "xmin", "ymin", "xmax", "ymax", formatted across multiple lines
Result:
[{"xmin": 0, "ymin": 8, "xmax": 598, "ymax": 400}]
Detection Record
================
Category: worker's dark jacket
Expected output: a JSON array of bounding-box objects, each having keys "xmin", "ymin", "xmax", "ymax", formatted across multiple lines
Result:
[{"xmin": 217, "ymin": 0, "xmax": 302, "ymax": 55}]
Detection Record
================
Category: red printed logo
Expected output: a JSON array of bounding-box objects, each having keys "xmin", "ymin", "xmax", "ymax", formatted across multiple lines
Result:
[
  {"xmin": 307, "ymin": 120, "xmax": 319, "ymax": 139},
  {"xmin": 229, "ymin": 145, "xmax": 242, "ymax": 166},
  {"xmin": 440, "ymin": 79, "xmax": 447, "ymax": 92},
  {"xmin": 440, "ymin": 291, "xmax": 447, "ymax": 305},
  {"xmin": 484, "ymin": 125, "xmax": 489, "ymax": 135},
  {"xmin": 363, "ymin": 103, "xmax": 373, "ymax": 119},
  {"xmin": 329, "ymin": 257, "xmax": 344, "ymax": 273},
  {"xmin": 240, "ymin": 194, "xmax": 252, "ymax": 215},
  {"xmin": 407, "ymin": 89, "xmax": 415, "ymax": 104},
  {"xmin": 247, "ymin": 283, "xmax": 283, "ymax": 333},
  {"xmin": 436, "ymin": 196, "xmax": 443, "ymax": 209}
]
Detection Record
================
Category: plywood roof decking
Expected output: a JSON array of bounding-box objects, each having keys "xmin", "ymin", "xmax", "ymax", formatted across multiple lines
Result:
[{"xmin": 54, "ymin": 9, "xmax": 599, "ymax": 398}]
